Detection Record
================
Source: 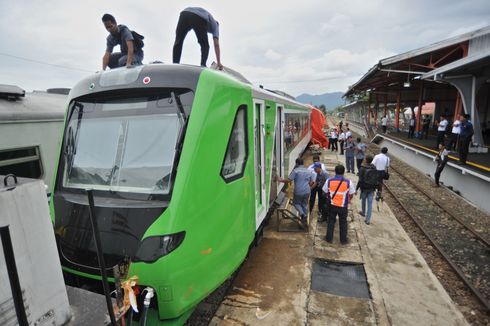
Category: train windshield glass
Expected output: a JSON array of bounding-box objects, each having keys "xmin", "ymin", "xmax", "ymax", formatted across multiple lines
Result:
[{"xmin": 62, "ymin": 90, "xmax": 193, "ymax": 195}]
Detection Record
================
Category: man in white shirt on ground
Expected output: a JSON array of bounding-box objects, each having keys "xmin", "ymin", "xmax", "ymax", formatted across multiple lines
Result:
[
  {"xmin": 381, "ymin": 115, "xmax": 388, "ymax": 134},
  {"xmin": 372, "ymin": 147, "xmax": 390, "ymax": 201},
  {"xmin": 339, "ymin": 130, "xmax": 346, "ymax": 155}
]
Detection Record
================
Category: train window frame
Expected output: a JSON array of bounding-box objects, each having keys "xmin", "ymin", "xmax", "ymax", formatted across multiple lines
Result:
[
  {"xmin": 0, "ymin": 146, "xmax": 44, "ymax": 180},
  {"xmin": 220, "ymin": 105, "xmax": 248, "ymax": 183}
]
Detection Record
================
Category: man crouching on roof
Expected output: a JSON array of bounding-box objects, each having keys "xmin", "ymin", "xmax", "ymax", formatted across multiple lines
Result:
[{"xmin": 101, "ymin": 13, "xmax": 143, "ymax": 70}]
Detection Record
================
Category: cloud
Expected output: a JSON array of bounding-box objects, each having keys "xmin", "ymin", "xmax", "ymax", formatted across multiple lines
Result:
[{"xmin": 0, "ymin": 0, "xmax": 489, "ymax": 96}]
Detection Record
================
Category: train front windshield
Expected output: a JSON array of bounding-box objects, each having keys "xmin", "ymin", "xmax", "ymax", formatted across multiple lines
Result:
[{"xmin": 62, "ymin": 89, "xmax": 193, "ymax": 195}]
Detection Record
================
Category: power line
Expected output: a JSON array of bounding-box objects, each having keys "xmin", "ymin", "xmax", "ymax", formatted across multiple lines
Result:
[
  {"xmin": 252, "ymin": 74, "xmax": 360, "ymax": 84},
  {"xmin": 0, "ymin": 52, "xmax": 93, "ymax": 73}
]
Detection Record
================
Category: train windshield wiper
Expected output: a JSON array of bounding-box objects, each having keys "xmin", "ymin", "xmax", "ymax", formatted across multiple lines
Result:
[{"xmin": 170, "ymin": 92, "xmax": 188, "ymax": 151}]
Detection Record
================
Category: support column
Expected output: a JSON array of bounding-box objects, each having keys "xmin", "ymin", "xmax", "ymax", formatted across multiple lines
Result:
[
  {"xmin": 395, "ymin": 91, "xmax": 401, "ymax": 131},
  {"xmin": 415, "ymin": 81, "xmax": 424, "ymax": 135},
  {"xmin": 375, "ymin": 94, "xmax": 379, "ymax": 128},
  {"xmin": 454, "ymin": 92, "xmax": 462, "ymax": 120},
  {"xmin": 367, "ymin": 93, "xmax": 372, "ymax": 126},
  {"xmin": 384, "ymin": 94, "xmax": 388, "ymax": 117}
]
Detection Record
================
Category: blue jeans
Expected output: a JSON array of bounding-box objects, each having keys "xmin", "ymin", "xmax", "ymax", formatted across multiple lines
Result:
[
  {"xmin": 293, "ymin": 193, "xmax": 309, "ymax": 217},
  {"xmin": 108, "ymin": 52, "xmax": 144, "ymax": 68},
  {"xmin": 345, "ymin": 156, "xmax": 355, "ymax": 172},
  {"xmin": 361, "ymin": 190, "xmax": 374, "ymax": 223}
]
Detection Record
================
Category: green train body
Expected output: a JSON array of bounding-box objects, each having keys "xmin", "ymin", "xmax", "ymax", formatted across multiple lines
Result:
[{"xmin": 49, "ymin": 64, "xmax": 311, "ymax": 323}]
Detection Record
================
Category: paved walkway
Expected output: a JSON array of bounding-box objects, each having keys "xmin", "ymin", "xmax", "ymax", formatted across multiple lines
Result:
[{"xmin": 210, "ymin": 148, "xmax": 468, "ymax": 325}]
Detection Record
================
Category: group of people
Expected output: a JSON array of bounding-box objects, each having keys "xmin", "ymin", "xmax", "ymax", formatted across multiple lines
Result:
[
  {"xmin": 282, "ymin": 146, "xmax": 390, "ymax": 244},
  {"xmin": 101, "ymin": 8, "xmax": 223, "ymax": 70}
]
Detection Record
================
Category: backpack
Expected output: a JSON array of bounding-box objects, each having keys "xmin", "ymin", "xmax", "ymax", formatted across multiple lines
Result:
[
  {"xmin": 363, "ymin": 168, "xmax": 379, "ymax": 188},
  {"xmin": 119, "ymin": 25, "xmax": 144, "ymax": 50}
]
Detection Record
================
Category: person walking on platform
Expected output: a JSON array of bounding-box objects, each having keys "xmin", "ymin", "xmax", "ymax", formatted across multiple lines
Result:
[
  {"xmin": 329, "ymin": 128, "xmax": 338, "ymax": 152},
  {"xmin": 322, "ymin": 165, "xmax": 356, "ymax": 244},
  {"xmin": 421, "ymin": 115, "xmax": 431, "ymax": 139},
  {"xmin": 310, "ymin": 163, "xmax": 329, "ymax": 221},
  {"xmin": 408, "ymin": 116, "xmax": 416, "ymax": 138},
  {"xmin": 173, "ymin": 7, "xmax": 223, "ymax": 69},
  {"xmin": 447, "ymin": 118, "xmax": 461, "ymax": 151},
  {"xmin": 458, "ymin": 114, "xmax": 474, "ymax": 165},
  {"xmin": 355, "ymin": 137, "xmax": 367, "ymax": 175},
  {"xmin": 344, "ymin": 136, "xmax": 355, "ymax": 173},
  {"xmin": 433, "ymin": 143, "xmax": 449, "ymax": 187},
  {"xmin": 339, "ymin": 130, "xmax": 346, "ymax": 155},
  {"xmin": 381, "ymin": 115, "xmax": 388, "ymax": 134},
  {"xmin": 357, "ymin": 155, "xmax": 378, "ymax": 224},
  {"xmin": 308, "ymin": 155, "xmax": 327, "ymax": 218},
  {"xmin": 372, "ymin": 147, "xmax": 390, "ymax": 201},
  {"xmin": 436, "ymin": 115, "xmax": 448, "ymax": 149},
  {"xmin": 101, "ymin": 14, "xmax": 144, "ymax": 70},
  {"xmin": 280, "ymin": 158, "xmax": 315, "ymax": 224}
]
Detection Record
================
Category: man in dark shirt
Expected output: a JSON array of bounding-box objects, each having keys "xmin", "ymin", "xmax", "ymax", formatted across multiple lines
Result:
[
  {"xmin": 458, "ymin": 114, "xmax": 474, "ymax": 165},
  {"xmin": 101, "ymin": 14, "xmax": 143, "ymax": 70},
  {"xmin": 173, "ymin": 7, "xmax": 223, "ymax": 69}
]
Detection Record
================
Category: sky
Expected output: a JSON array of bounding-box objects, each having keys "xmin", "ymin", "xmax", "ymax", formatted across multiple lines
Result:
[{"xmin": 1, "ymin": 0, "xmax": 489, "ymax": 96}]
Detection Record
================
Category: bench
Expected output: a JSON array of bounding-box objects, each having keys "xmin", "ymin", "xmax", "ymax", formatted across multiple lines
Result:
[{"xmin": 275, "ymin": 189, "xmax": 309, "ymax": 232}]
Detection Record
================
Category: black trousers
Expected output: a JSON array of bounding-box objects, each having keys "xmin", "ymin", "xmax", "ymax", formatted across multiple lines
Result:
[
  {"xmin": 326, "ymin": 205, "xmax": 348, "ymax": 244},
  {"xmin": 447, "ymin": 133, "xmax": 459, "ymax": 151},
  {"xmin": 434, "ymin": 161, "xmax": 447, "ymax": 185},
  {"xmin": 436, "ymin": 131, "xmax": 445, "ymax": 148},
  {"xmin": 330, "ymin": 139, "xmax": 338, "ymax": 151},
  {"xmin": 173, "ymin": 11, "xmax": 209, "ymax": 66},
  {"xmin": 339, "ymin": 140, "xmax": 344, "ymax": 155},
  {"xmin": 382, "ymin": 125, "xmax": 387, "ymax": 133},
  {"xmin": 408, "ymin": 126, "xmax": 415, "ymax": 138},
  {"xmin": 356, "ymin": 158, "xmax": 363, "ymax": 173},
  {"xmin": 421, "ymin": 127, "xmax": 429, "ymax": 139},
  {"xmin": 309, "ymin": 187, "xmax": 325, "ymax": 215},
  {"xmin": 459, "ymin": 137, "xmax": 471, "ymax": 163}
]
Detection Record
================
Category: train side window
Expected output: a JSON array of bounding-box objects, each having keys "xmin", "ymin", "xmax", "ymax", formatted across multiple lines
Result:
[
  {"xmin": 221, "ymin": 105, "xmax": 248, "ymax": 182},
  {"xmin": 0, "ymin": 146, "xmax": 43, "ymax": 179}
]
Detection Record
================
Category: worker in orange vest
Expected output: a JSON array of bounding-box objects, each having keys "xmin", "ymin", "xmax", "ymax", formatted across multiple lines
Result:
[{"xmin": 322, "ymin": 165, "xmax": 356, "ymax": 244}]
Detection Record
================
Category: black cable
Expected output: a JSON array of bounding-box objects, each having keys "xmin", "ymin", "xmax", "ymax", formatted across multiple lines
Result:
[{"xmin": 0, "ymin": 51, "xmax": 93, "ymax": 72}]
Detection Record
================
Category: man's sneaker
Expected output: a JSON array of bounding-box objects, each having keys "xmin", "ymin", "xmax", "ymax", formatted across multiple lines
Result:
[
  {"xmin": 364, "ymin": 220, "xmax": 370, "ymax": 225},
  {"xmin": 358, "ymin": 211, "xmax": 365, "ymax": 217}
]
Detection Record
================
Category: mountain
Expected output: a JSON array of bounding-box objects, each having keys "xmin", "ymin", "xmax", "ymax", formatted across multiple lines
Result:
[{"xmin": 295, "ymin": 92, "xmax": 345, "ymax": 109}]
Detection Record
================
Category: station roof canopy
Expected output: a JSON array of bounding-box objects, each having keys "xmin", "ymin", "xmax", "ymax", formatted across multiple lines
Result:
[
  {"xmin": 422, "ymin": 50, "xmax": 490, "ymax": 81},
  {"xmin": 344, "ymin": 26, "xmax": 490, "ymax": 100}
]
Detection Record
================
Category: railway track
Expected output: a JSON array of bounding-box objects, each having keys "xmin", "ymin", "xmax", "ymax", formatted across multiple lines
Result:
[{"xmin": 382, "ymin": 165, "xmax": 490, "ymax": 312}]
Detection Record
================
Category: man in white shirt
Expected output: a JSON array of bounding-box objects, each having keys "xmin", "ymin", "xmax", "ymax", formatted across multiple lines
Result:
[
  {"xmin": 436, "ymin": 115, "xmax": 448, "ymax": 149},
  {"xmin": 408, "ymin": 116, "xmax": 416, "ymax": 138},
  {"xmin": 372, "ymin": 147, "xmax": 390, "ymax": 200},
  {"xmin": 329, "ymin": 129, "xmax": 338, "ymax": 152},
  {"xmin": 447, "ymin": 118, "xmax": 461, "ymax": 151},
  {"xmin": 345, "ymin": 128, "xmax": 352, "ymax": 139},
  {"xmin": 381, "ymin": 115, "xmax": 388, "ymax": 133},
  {"xmin": 338, "ymin": 131, "xmax": 346, "ymax": 155}
]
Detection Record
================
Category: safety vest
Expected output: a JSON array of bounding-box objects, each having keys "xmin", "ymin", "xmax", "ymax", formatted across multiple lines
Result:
[{"xmin": 328, "ymin": 177, "xmax": 350, "ymax": 208}]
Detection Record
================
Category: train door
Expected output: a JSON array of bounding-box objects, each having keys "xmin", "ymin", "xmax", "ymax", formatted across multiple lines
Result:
[
  {"xmin": 275, "ymin": 105, "xmax": 284, "ymax": 195},
  {"xmin": 253, "ymin": 99, "xmax": 266, "ymax": 228}
]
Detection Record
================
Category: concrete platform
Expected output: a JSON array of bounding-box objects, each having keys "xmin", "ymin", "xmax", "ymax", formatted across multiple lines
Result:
[{"xmin": 210, "ymin": 148, "xmax": 468, "ymax": 325}]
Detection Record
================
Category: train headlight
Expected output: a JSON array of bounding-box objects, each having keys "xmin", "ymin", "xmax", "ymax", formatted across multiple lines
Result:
[{"xmin": 134, "ymin": 232, "xmax": 185, "ymax": 263}]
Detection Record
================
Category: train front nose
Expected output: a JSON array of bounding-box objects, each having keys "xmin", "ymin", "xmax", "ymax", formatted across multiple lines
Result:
[{"xmin": 54, "ymin": 195, "xmax": 168, "ymax": 271}]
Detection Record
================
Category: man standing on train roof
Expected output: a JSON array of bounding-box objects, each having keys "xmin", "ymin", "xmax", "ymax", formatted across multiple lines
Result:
[
  {"xmin": 279, "ymin": 158, "xmax": 315, "ymax": 225},
  {"xmin": 101, "ymin": 14, "xmax": 144, "ymax": 70},
  {"xmin": 173, "ymin": 7, "xmax": 223, "ymax": 69},
  {"xmin": 322, "ymin": 165, "xmax": 356, "ymax": 244}
]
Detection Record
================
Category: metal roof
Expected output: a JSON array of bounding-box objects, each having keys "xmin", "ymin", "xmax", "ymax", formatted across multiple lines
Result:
[
  {"xmin": 381, "ymin": 26, "xmax": 490, "ymax": 66},
  {"xmin": 344, "ymin": 25, "xmax": 490, "ymax": 98},
  {"xmin": 0, "ymin": 91, "xmax": 67, "ymax": 122},
  {"xmin": 422, "ymin": 51, "xmax": 490, "ymax": 80}
]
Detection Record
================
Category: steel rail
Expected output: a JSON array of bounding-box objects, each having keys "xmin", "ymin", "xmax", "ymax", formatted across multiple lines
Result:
[
  {"xmin": 388, "ymin": 165, "xmax": 490, "ymax": 248},
  {"xmin": 383, "ymin": 176, "xmax": 490, "ymax": 312}
]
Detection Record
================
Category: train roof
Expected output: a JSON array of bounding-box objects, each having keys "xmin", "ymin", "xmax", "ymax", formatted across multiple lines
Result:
[
  {"xmin": 69, "ymin": 63, "xmax": 309, "ymax": 110},
  {"xmin": 0, "ymin": 85, "xmax": 67, "ymax": 122}
]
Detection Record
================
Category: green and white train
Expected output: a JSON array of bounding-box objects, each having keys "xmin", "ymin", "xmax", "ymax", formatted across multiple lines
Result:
[{"xmin": 50, "ymin": 64, "xmax": 311, "ymax": 324}]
